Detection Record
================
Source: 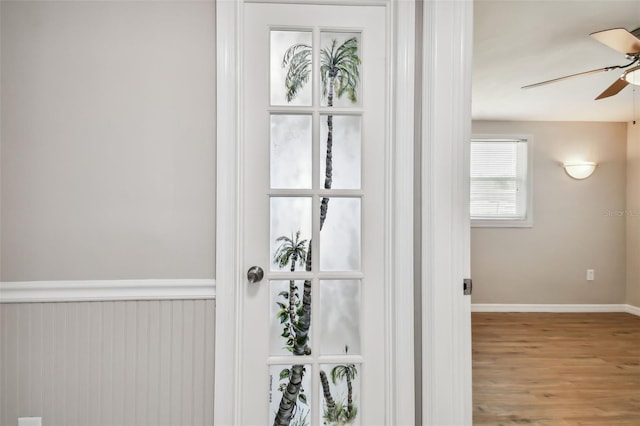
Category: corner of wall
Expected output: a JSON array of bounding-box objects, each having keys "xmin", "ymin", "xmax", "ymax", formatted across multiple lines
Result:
[{"xmin": 627, "ymin": 121, "xmax": 640, "ymax": 308}]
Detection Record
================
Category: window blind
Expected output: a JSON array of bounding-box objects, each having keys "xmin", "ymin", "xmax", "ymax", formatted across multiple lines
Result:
[{"xmin": 470, "ymin": 139, "xmax": 528, "ymax": 220}]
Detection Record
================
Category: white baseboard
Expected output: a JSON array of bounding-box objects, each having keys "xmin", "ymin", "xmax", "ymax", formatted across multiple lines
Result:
[
  {"xmin": 472, "ymin": 303, "xmax": 640, "ymax": 317},
  {"xmin": 625, "ymin": 304, "xmax": 640, "ymax": 316},
  {"xmin": 0, "ymin": 279, "xmax": 216, "ymax": 303}
]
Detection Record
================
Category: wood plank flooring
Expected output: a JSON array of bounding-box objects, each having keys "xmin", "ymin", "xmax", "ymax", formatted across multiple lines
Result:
[{"xmin": 472, "ymin": 312, "xmax": 640, "ymax": 425}]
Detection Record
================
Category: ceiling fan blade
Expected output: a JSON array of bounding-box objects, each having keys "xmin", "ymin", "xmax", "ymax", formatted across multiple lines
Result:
[
  {"xmin": 521, "ymin": 67, "xmax": 611, "ymax": 89},
  {"xmin": 590, "ymin": 28, "xmax": 640, "ymax": 55},
  {"xmin": 595, "ymin": 77, "xmax": 629, "ymax": 100}
]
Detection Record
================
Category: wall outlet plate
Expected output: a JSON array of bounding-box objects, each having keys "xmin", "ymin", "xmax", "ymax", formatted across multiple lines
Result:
[
  {"xmin": 18, "ymin": 417, "xmax": 42, "ymax": 426},
  {"xmin": 586, "ymin": 269, "xmax": 595, "ymax": 281}
]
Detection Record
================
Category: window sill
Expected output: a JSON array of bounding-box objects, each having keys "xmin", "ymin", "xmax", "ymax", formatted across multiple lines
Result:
[{"xmin": 471, "ymin": 218, "xmax": 533, "ymax": 228}]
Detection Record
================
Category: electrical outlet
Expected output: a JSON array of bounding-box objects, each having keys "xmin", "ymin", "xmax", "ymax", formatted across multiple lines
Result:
[
  {"xmin": 586, "ymin": 269, "xmax": 595, "ymax": 281},
  {"xmin": 18, "ymin": 418, "xmax": 42, "ymax": 426}
]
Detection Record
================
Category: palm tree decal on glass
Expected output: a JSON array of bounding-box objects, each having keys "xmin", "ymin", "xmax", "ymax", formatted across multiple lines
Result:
[
  {"xmin": 283, "ymin": 36, "xmax": 360, "ymax": 225},
  {"xmin": 319, "ymin": 347, "xmax": 359, "ymax": 425},
  {"xmin": 272, "ymin": 34, "xmax": 361, "ymax": 426},
  {"xmin": 274, "ymin": 231, "xmax": 309, "ymax": 353}
]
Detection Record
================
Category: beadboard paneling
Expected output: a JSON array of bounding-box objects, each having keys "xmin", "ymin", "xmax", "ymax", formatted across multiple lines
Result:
[{"xmin": 0, "ymin": 300, "xmax": 215, "ymax": 426}]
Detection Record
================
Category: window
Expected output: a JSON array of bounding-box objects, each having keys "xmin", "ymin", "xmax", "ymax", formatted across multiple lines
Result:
[{"xmin": 470, "ymin": 136, "xmax": 533, "ymax": 227}]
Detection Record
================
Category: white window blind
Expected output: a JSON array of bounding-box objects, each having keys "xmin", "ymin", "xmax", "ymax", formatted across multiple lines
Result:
[{"xmin": 470, "ymin": 138, "xmax": 529, "ymax": 223}]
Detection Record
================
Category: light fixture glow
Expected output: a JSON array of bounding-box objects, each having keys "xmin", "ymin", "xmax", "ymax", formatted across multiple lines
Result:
[
  {"xmin": 563, "ymin": 161, "xmax": 597, "ymax": 180},
  {"xmin": 624, "ymin": 66, "xmax": 640, "ymax": 85}
]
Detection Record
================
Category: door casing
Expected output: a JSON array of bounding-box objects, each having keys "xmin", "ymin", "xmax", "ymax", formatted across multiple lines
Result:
[{"xmin": 420, "ymin": 1, "xmax": 473, "ymax": 425}]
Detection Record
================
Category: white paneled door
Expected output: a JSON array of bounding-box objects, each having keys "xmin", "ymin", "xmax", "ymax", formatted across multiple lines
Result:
[
  {"xmin": 215, "ymin": 0, "xmax": 430, "ymax": 424},
  {"xmin": 242, "ymin": 3, "xmax": 387, "ymax": 425}
]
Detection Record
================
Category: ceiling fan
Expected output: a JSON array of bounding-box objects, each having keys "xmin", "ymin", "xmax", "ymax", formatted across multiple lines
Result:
[{"xmin": 522, "ymin": 27, "xmax": 640, "ymax": 100}]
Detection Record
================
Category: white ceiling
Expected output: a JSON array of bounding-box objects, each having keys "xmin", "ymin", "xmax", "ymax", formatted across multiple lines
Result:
[{"xmin": 473, "ymin": 0, "xmax": 640, "ymax": 122}]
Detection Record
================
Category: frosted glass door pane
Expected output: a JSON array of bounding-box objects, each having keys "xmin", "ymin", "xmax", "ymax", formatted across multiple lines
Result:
[
  {"xmin": 271, "ymin": 115, "xmax": 312, "ymax": 189},
  {"xmin": 320, "ymin": 280, "xmax": 360, "ymax": 355},
  {"xmin": 269, "ymin": 364, "xmax": 312, "ymax": 425},
  {"xmin": 319, "ymin": 32, "xmax": 361, "ymax": 108},
  {"xmin": 270, "ymin": 197, "xmax": 312, "ymax": 272},
  {"xmin": 270, "ymin": 280, "xmax": 312, "ymax": 356},
  {"xmin": 320, "ymin": 115, "xmax": 361, "ymax": 189},
  {"xmin": 318, "ymin": 363, "xmax": 361, "ymax": 425},
  {"xmin": 271, "ymin": 31, "xmax": 312, "ymax": 106},
  {"xmin": 320, "ymin": 198, "xmax": 361, "ymax": 271}
]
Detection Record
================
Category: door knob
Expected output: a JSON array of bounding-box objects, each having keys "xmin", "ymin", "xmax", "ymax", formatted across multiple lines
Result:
[{"xmin": 247, "ymin": 266, "xmax": 264, "ymax": 283}]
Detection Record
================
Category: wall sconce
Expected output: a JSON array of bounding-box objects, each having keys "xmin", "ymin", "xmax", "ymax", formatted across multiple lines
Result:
[{"xmin": 563, "ymin": 161, "xmax": 597, "ymax": 180}]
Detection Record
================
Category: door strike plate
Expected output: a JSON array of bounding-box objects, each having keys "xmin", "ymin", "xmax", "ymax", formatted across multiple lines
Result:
[{"xmin": 463, "ymin": 278, "xmax": 472, "ymax": 296}]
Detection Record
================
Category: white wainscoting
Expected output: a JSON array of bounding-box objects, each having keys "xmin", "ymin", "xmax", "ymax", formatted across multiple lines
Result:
[
  {"xmin": 472, "ymin": 303, "xmax": 640, "ymax": 316},
  {"xmin": 0, "ymin": 281, "xmax": 216, "ymax": 426}
]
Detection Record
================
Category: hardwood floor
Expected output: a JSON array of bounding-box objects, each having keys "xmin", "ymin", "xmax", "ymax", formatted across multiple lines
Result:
[{"xmin": 472, "ymin": 312, "xmax": 640, "ymax": 425}]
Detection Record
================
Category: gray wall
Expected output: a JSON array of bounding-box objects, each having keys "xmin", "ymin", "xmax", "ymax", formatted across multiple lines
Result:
[
  {"xmin": 471, "ymin": 121, "xmax": 627, "ymax": 304},
  {"xmin": 0, "ymin": 2, "xmax": 217, "ymax": 425},
  {"xmin": 0, "ymin": 300, "xmax": 215, "ymax": 426},
  {"xmin": 628, "ymin": 122, "xmax": 640, "ymax": 307},
  {"xmin": 0, "ymin": 0, "xmax": 216, "ymax": 281}
]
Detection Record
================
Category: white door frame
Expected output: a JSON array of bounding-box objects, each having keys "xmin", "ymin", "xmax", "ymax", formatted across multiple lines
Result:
[
  {"xmin": 420, "ymin": 0, "xmax": 473, "ymax": 425},
  {"xmin": 215, "ymin": 0, "xmax": 416, "ymax": 424}
]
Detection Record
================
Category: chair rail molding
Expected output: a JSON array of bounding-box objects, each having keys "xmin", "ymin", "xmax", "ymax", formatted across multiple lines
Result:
[{"xmin": 0, "ymin": 279, "xmax": 216, "ymax": 303}]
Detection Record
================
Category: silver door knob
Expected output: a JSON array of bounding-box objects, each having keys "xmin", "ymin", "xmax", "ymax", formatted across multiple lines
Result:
[{"xmin": 247, "ymin": 266, "xmax": 264, "ymax": 283}]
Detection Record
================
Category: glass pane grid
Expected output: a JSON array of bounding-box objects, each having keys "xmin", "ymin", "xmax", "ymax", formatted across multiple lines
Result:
[{"xmin": 268, "ymin": 26, "xmax": 364, "ymax": 426}]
